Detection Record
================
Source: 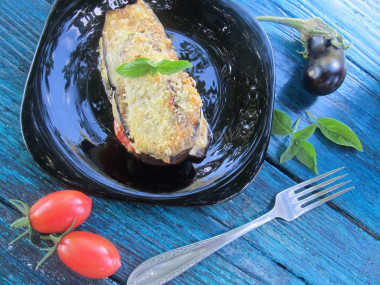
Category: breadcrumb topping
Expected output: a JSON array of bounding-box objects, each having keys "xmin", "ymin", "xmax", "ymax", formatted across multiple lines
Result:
[{"xmin": 99, "ymin": 0, "xmax": 204, "ymax": 161}]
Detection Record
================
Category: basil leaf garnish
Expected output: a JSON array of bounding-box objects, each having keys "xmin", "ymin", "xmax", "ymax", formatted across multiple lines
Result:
[
  {"xmin": 293, "ymin": 123, "xmax": 317, "ymax": 141},
  {"xmin": 280, "ymin": 139, "xmax": 301, "ymax": 164},
  {"xmin": 115, "ymin": 60, "xmax": 151, "ymax": 78},
  {"xmin": 156, "ymin": 59, "xmax": 193, "ymax": 75},
  {"xmin": 116, "ymin": 58, "xmax": 192, "ymax": 78},
  {"xmin": 272, "ymin": 109, "xmax": 363, "ymax": 173},
  {"xmin": 296, "ymin": 140, "xmax": 318, "ymax": 173},
  {"xmin": 272, "ymin": 109, "xmax": 293, "ymax": 136},
  {"xmin": 316, "ymin": 117, "xmax": 363, "ymax": 151}
]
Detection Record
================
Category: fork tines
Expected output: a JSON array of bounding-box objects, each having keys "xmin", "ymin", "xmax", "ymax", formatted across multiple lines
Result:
[{"xmin": 289, "ymin": 167, "xmax": 354, "ymax": 211}]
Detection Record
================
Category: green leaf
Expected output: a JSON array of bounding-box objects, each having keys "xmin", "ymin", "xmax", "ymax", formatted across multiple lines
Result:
[
  {"xmin": 316, "ymin": 117, "xmax": 363, "ymax": 151},
  {"xmin": 150, "ymin": 66, "xmax": 158, "ymax": 76},
  {"xmin": 271, "ymin": 109, "xmax": 293, "ymax": 136},
  {"xmin": 116, "ymin": 60, "xmax": 151, "ymax": 78},
  {"xmin": 144, "ymin": 58, "xmax": 158, "ymax": 68},
  {"xmin": 134, "ymin": 57, "xmax": 150, "ymax": 62},
  {"xmin": 293, "ymin": 123, "xmax": 317, "ymax": 140},
  {"xmin": 296, "ymin": 140, "xmax": 318, "ymax": 173},
  {"xmin": 156, "ymin": 59, "xmax": 193, "ymax": 75},
  {"xmin": 116, "ymin": 58, "xmax": 192, "ymax": 78},
  {"xmin": 280, "ymin": 140, "xmax": 301, "ymax": 163}
]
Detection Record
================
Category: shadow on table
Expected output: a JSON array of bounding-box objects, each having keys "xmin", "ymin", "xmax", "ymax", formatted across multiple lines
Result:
[{"xmin": 277, "ymin": 60, "xmax": 317, "ymax": 111}]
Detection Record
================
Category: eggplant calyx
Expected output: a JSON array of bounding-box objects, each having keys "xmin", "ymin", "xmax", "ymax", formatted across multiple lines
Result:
[{"xmin": 256, "ymin": 16, "xmax": 352, "ymax": 59}]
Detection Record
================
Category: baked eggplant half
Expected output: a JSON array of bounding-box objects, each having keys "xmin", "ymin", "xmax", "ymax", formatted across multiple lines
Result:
[{"xmin": 99, "ymin": 0, "xmax": 210, "ymax": 165}]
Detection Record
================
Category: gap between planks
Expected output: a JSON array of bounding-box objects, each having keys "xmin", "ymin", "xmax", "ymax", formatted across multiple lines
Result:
[
  {"xmin": 199, "ymin": 209, "xmax": 313, "ymax": 285},
  {"xmin": 265, "ymin": 157, "xmax": 379, "ymax": 241},
  {"xmin": 194, "ymin": 158, "xmax": 379, "ymax": 284},
  {"xmin": 216, "ymin": 244, "xmax": 312, "ymax": 285}
]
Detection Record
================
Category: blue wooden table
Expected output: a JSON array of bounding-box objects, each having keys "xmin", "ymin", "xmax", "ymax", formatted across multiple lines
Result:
[{"xmin": 1, "ymin": 0, "xmax": 379, "ymax": 284}]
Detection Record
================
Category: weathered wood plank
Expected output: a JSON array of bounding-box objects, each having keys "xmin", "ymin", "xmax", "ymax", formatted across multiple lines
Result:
[
  {"xmin": 3, "ymin": 162, "xmax": 378, "ymax": 284},
  {"xmin": 0, "ymin": 202, "xmax": 118, "ymax": 285},
  {"xmin": 86, "ymin": 196, "xmax": 305, "ymax": 284},
  {"xmin": 0, "ymin": 0, "xmax": 379, "ymax": 284},
  {"xmin": 1, "ymin": 170, "xmax": 306, "ymax": 284},
  {"xmin": 201, "ymin": 163, "xmax": 380, "ymax": 284},
  {"xmin": 241, "ymin": 0, "xmax": 380, "ymax": 81},
  {"xmin": 239, "ymin": 0, "xmax": 380, "ymax": 236},
  {"xmin": 0, "ymin": 0, "xmax": 50, "ymax": 72}
]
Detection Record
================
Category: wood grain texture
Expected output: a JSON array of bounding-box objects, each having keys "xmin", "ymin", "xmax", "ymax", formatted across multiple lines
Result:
[
  {"xmin": 238, "ymin": 0, "xmax": 380, "ymax": 236},
  {"xmin": 0, "ymin": 0, "xmax": 379, "ymax": 284}
]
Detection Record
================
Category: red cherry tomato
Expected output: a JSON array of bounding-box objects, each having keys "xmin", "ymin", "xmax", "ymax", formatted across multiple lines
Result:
[
  {"xmin": 29, "ymin": 190, "xmax": 92, "ymax": 234},
  {"xmin": 57, "ymin": 231, "xmax": 121, "ymax": 278}
]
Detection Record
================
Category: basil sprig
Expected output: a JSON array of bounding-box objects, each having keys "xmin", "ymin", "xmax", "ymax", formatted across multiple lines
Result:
[
  {"xmin": 272, "ymin": 109, "xmax": 363, "ymax": 173},
  {"xmin": 116, "ymin": 57, "xmax": 193, "ymax": 78}
]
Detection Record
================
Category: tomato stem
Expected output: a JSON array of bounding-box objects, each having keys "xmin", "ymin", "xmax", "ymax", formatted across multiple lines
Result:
[
  {"xmin": 35, "ymin": 218, "xmax": 77, "ymax": 270},
  {"xmin": 256, "ymin": 16, "xmax": 351, "ymax": 59},
  {"xmin": 10, "ymin": 216, "xmax": 30, "ymax": 229},
  {"xmin": 35, "ymin": 245, "xmax": 58, "ymax": 270},
  {"xmin": 10, "ymin": 199, "xmax": 30, "ymax": 215},
  {"xmin": 9, "ymin": 199, "xmax": 32, "ymax": 245},
  {"xmin": 9, "ymin": 226, "xmax": 32, "ymax": 245}
]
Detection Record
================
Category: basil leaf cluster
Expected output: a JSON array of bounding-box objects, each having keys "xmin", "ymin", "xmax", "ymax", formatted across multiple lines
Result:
[
  {"xmin": 272, "ymin": 109, "xmax": 362, "ymax": 173},
  {"xmin": 116, "ymin": 57, "xmax": 193, "ymax": 78}
]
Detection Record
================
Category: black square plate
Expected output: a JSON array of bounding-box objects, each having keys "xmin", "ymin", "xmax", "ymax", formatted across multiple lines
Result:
[{"xmin": 21, "ymin": 0, "xmax": 275, "ymax": 205}]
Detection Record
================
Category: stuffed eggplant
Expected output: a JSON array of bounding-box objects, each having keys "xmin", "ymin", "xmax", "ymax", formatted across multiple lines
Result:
[{"xmin": 99, "ymin": 0, "xmax": 210, "ymax": 165}]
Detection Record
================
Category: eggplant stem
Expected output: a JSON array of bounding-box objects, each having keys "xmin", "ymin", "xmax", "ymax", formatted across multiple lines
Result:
[
  {"xmin": 256, "ymin": 16, "xmax": 351, "ymax": 59},
  {"xmin": 256, "ymin": 16, "xmax": 307, "ymax": 30}
]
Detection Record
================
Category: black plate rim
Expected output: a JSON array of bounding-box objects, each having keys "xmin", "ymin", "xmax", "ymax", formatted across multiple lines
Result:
[{"xmin": 20, "ymin": 0, "xmax": 275, "ymax": 205}]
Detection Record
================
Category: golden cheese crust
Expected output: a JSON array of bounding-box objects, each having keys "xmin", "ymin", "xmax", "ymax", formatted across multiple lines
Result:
[{"xmin": 99, "ymin": 0, "xmax": 205, "ymax": 163}]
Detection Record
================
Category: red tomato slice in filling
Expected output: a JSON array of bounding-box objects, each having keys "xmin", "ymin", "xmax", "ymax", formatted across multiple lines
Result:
[{"xmin": 114, "ymin": 120, "xmax": 135, "ymax": 152}]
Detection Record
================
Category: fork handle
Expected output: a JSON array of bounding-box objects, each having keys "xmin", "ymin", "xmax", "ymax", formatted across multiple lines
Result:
[{"xmin": 127, "ymin": 210, "xmax": 276, "ymax": 285}]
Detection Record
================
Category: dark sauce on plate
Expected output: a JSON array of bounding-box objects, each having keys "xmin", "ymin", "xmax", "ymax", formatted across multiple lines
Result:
[{"xmin": 21, "ymin": 0, "xmax": 274, "ymax": 204}]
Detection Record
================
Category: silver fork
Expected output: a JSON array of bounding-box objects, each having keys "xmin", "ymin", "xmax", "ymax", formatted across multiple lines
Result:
[{"xmin": 127, "ymin": 167, "xmax": 353, "ymax": 285}]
